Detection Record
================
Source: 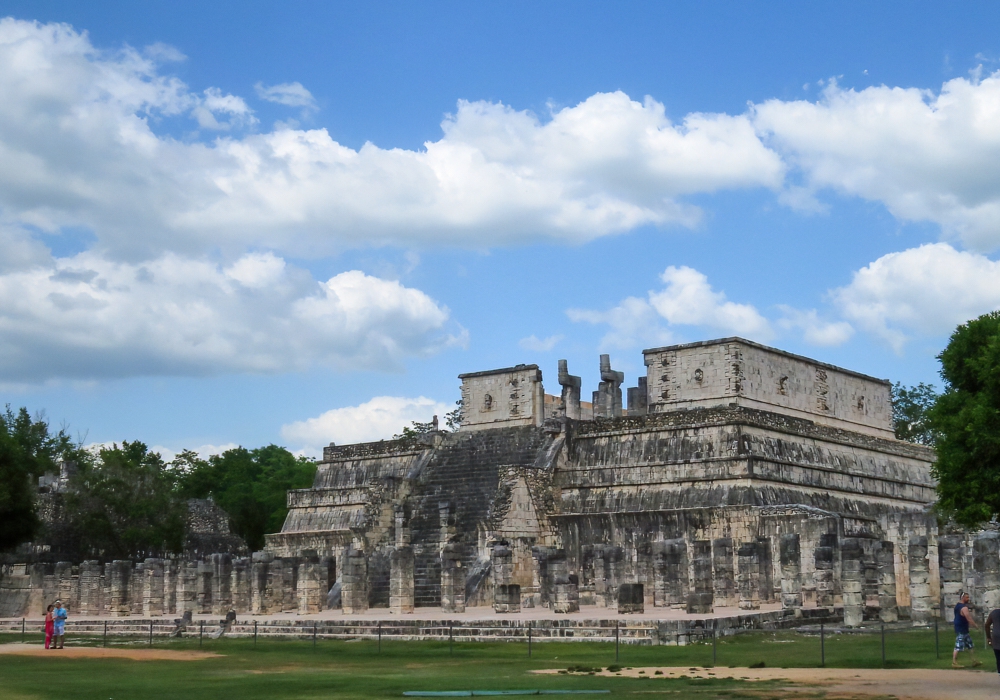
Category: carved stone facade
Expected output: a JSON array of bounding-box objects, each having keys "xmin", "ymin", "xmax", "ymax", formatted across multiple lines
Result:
[{"xmin": 2, "ymin": 337, "xmax": 994, "ymax": 624}]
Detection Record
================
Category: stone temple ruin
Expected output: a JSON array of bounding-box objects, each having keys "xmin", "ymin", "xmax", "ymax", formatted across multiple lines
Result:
[{"xmin": 5, "ymin": 337, "xmax": 1000, "ymax": 630}]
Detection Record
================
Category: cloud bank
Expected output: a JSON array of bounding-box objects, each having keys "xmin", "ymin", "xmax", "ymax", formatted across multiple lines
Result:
[
  {"xmin": 280, "ymin": 396, "xmax": 452, "ymax": 456},
  {"xmin": 0, "ymin": 247, "xmax": 460, "ymax": 381},
  {"xmin": 0, "ymin": 18, "xmax": 782, "ymax": 259}
]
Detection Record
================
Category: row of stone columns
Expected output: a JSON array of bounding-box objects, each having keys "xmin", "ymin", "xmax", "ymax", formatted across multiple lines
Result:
[{"xmin": 17, "ymin": 553, "xmax": 334, "ymax": 617}]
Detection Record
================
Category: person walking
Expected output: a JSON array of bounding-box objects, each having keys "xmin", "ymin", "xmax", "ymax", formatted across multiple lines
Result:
[
  {"xmin": 52, "ymin": 600, "xmax": 67, "ymax": 649},
  {"xmin": 43, "ymin": 604, "xmax": 54, "ymax": 650},
  {"xmin": 953, "ymin": 592, "xmax": 982, "ymax": 668},
  {"xmin": 984, "ymin": 605, "xmax": 1000, "ymax": 677}
]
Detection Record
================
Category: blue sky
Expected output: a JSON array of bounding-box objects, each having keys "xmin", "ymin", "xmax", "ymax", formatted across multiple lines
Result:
[{"xmin": 2, "ymin": 2, "xmax": 1000, "ymax": 457}]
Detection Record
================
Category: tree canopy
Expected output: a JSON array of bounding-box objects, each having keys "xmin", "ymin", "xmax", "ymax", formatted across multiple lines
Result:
[
  {"xmin": 174, "ymin": 445, "xmax": 316, "ymax": 551},
  {"xmin": 891, "ymin": 382, "xmax": 939, "ymax": 446},
  {"xmin": 930, "ymin": 311, "xmax": 1000, "ymax": 527},
  {"xmin": 0, "ymin": 406, "xmax": 77, "ymax": 552},
  {"xmin": 66, "ymin": 441, "xmax": 187, "ymax": 559}
]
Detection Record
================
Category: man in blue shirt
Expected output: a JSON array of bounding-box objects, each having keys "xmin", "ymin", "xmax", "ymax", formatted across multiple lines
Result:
[
  {"xmin": 52, "ymin": 600, "xmax": 67, "ymax": 650},
  {"xmin": 954, "ymin": 592, "xmax": 982, "ymax": 668}
]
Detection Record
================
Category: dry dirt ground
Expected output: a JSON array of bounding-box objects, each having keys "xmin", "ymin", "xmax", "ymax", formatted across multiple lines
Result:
[
  {"xmin": 0, "ymin": 643, "xmax": 219, "ymax": 661},
  {"xmin": 537, "ymin": 666, "xmax": 1000, "ymax": 699}
]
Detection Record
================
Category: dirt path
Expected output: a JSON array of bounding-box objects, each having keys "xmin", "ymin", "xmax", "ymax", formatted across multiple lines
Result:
[
  {"xmin": 536, "ymin": 665, "xmax": 1000, "ymax": 699},
  {"xmin": 0, "ymin": 643, "xmax": 219, "ymax": 661}
]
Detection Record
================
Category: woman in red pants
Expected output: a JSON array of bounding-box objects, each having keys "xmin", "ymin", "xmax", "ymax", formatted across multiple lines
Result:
[{"xmin": 43, "ymin": 604, "xmax": 54, "ymax": 649}]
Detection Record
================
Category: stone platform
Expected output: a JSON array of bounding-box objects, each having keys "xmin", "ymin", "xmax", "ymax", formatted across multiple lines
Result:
[{"xmin": 0, "ymin": 604, "xmax": 840, "ymax": 645}]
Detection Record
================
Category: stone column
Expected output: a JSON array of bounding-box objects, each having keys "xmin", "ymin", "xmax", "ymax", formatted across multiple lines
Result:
[
  {"xmin": 549, "ymin": 551, "xmax": 579, "ymax": 613},
  {"xmin": 297, "ymin": 555, "xmax": 324, "ymax": 614},
  {"xmin": 737, "ymin": 542, "xmax": 760, "ymax": 611},
  {"xmin": 390, "ymin": 547, "xmax": 415, "ymax": 614},
  {"xmin": 197, "ymin": 560, "xmax": 213, "ymax": 614},
  {"xmin": 250, "ymin": 552, "xmax": 272, "ymax": 614},
  {"xmin": 974, "ymin": 532, "xmax": 1000, "ymax": 613},
  {"xmin": 841, "ymin": 538, "xmax": 864, "ymax": 627},
  {"xmin": 592, "ymin": 548, "xmax": 607, "ymax": 607},
  {"xmin": 592, "ymin": 354, "xmax": 624, "ymax": 419},
  {"xmin": 211, "ymin": 554, "xmax": 233, "ymax": 614},
  {"xmin": 107, "ymin": 560, "xmax": 132, "ymax": 617},
  {"xmin": 163, "ymin": 560, "xmax": 178, "ymax": 615},
  {"xmin": 55, "ymin": 562, "xmax": 76, "ymax": 611},
  {"xmin": 79, "ymin": 561, "xmax": 103, "ymax": 615},
  {"xmin": 491, "ymin": 545, "xmax": 513, "ymax": 613},
  {"xmin": 637, "ymin": 542, "xmax": 654, "ymax": 609},
  {"xmin": 779, "ymin": 534, "xmax": 802, "ymax": 609},
  {"xmin": 713, "ymin": 537, "xmax": 736, "ymax": 607},
  {"xmin": 129, "ymin": 562, "xmax": 146, "ymax": 615},
  {"xmin": 279, "ymin": 558, "xmax": 299, "ymax": 612},
  {"xmin": 814, "ymin": 538, "xmax": 835, "ymax": 608},
  {"xmin": 939, "ymin": 535, "xmax": 964, "ymax": 621},
  {"xmin": 231, "ymin": 558, "xmax": 251, "ymax": 613},
  {"xmin": 909, "ymin": 536, "xmax": 933, "ymax": 623},
  {"xmin": 178, "ymin": 560, "xmax": 199, "ymax": 615},
  {"xmin": 558, "ymin": 360, "xmax": 582, "ymax": 420},
  {"xmin": 686, "ymin": 540, "xmax": 713, "ymax": 614},
  {"xmin": 605, "ymin": 547, "xmax": 623, "ymax": 608},
  {"xmin": 342, "ymin": 547, "xmax": 369, "ymax": 614},
  {"xmin": 756, "ymin": 537, "xmax": 775, "ymax": 603},
  {"xmin": 654, "ymin": 539, "xmax": 688, "ymax": 609},
  {"xmin": 877, "ymin": 541, "xmax": 898, "ymax": 622},
  {"xmin": 142, "ymin": 558, "xmax": 165, "ymax": 617},
  {"xmin": 440, "ymin": 544, "xmax": 467, "ymax": 613}
]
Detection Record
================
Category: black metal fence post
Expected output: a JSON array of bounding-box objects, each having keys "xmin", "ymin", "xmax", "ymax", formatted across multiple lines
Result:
[
  {"xmin": 935, "ymin": 619, "xmax": 939, "ymax": 659},
  {"xmin": 881, "ymin": 622, "xmax": 885, "ymax": 668},
  {"xmin": 378, "ymin": 621, "xmax": 382, "ymax": 653},
  {"xmin": 712, "ymin": 626, "xmax": 717, "ymax": 667},
  {"xmin": 313, "ymin": 622, "xmax": 317, "ymax": 650},
  {"xmin": 21, "ymin": 618, "xmax": 24, "ymax": 643},
  {"xmin": 199, "ymin": 620, "xmax": 203, "ymax": 647},
  {"xmin": 528, "ymin": 622, "xmax": 532, "ymax": 658},
  {"xmin": 103, "ymin": 620, "xmax": 107, "ymax": 647},
  {"xmin": 820, "ymin": 622, "xmax": 825, "ymax": 668},
  {"xmin": 149, "ymin": 619, "xmax": 153, "ymax": 647},
  {"xmin": 254, "ymin": 620, "xmax": 258, "ymax": 647},
  {"xmin": 449, "ymin": 624, "xmax": 453, "ymax": 656},
  {"xmin": 615, "ymin": 620, "xmax": 620, "ymax": 663}
]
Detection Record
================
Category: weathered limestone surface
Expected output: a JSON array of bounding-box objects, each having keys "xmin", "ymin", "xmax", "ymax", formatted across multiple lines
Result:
[
  {"xmin": 909, "ymin": 536, "xmax": 933, "ymax": 623},
  {"xmin": 877, "ymin": 541, "xmax": 898, "ymax": 622},
  {"xmin": 737, "ymin": 542, "xmax": 761, "ymax": 611},
  {"xmin": 1, "ymin": 337, "xmax": 953, "ymax": 623},
  {"xmin": 841, "ymin": 538, "xmax": 864, "ymax": 627},
  {"xmin": 779, "ymin": 534, "xmax": 802, "ymax": 610}
]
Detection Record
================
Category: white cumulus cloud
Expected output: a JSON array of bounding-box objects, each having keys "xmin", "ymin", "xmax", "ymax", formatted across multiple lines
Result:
[
  {"xmin": 280, "ymin": 396, "xmax": 452, "ymax": 456},
  {"xmin": 755, "ymin": 73, "xmax": 1000, "ymax": 252},
  {"xmin": 831, "ymin": 242, "xmax": 1000, "ymax": 351},
  {"xmin": 648, "ymin": 266, "xmax": 772, "ymax": 339},
  {"xmin": 568, "ymin": 266, "xmax": 770, "ymax": 350},
  {"xmin": 518, "ymin": 334, "xmax": 563, "ymax": 352},
  {"xmin": 0, "ymin": 248, "xmax": 461, "ymax": 381},
  {"xmin": 776, "ymin": 306, "xmax": 854, "ymax": 346},
  {"xmin": 0, "ymin": 19, "xmax": 783, "ymax": 258},
  {"xmin": 254, "ymin": 81, "xmax": 317, "ymax": 111}
]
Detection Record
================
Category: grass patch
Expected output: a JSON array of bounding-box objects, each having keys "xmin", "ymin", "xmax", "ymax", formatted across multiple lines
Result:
[{"xmin": 0, "ymin": 626, "xmax": 962, "ymax": 699}]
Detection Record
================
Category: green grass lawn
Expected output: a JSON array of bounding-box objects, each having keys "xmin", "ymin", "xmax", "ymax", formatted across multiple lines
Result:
[{"xmin": 0, "ymin": 627, "xmax": 975, "ymax": 700}]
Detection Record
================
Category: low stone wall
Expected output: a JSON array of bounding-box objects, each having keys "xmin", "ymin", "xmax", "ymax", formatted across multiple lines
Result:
[{"xmin": 0, "ymin": 606, "xmax": 840, "ymax": 645}]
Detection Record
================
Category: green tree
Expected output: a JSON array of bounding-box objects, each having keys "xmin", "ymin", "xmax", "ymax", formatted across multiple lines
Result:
[
  {"xmin": 930, "ymin": 311, "xmax": 1000, "ymax": 527},
  {"xmin": 66, "ymin": 441, "xmax": 186, "ymax": 559},
  {"xmin": 175, "ymin": 445, "xmax": 316, "ymax": 551},
  {"xmin": 0, "ymin": 406, "xmax": 77, "ymax": 552},
  {"xmin": 891, "ymin": 382, "xmax": 939, "ymax": 445},
  {"xmin": 444, "ymin": 399, "xmax": 463, "ymax": 431}
]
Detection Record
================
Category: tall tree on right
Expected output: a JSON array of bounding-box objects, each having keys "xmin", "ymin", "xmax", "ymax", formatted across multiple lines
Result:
[{"xmin": 930, "ymin": 311, "xmax": 1000, "ymax": 528}]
